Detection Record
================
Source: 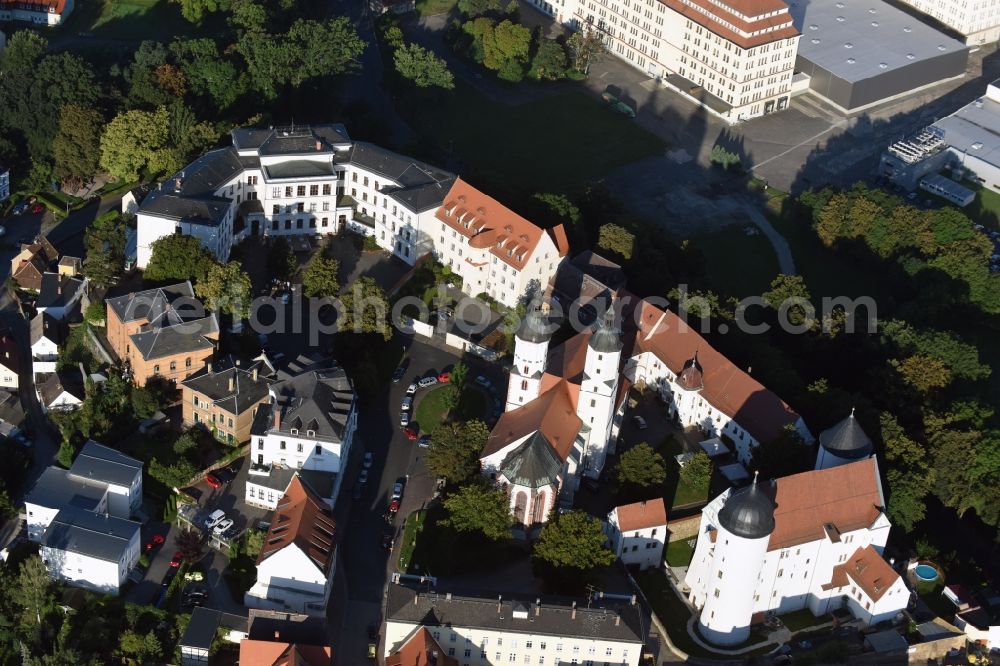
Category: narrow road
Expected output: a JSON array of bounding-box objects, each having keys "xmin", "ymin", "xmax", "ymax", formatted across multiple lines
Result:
[{"xmin": 739, "ymin": 196, "xmax": 796, "ymax": 276}]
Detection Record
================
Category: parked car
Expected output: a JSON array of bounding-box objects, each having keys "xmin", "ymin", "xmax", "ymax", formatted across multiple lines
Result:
[
  {"xmin": 205, "ymin": 474, "xmax": 223, "ymax": 489},
  {"xmin": 29, "ymin": 203, "xmax": 44, "ymax": 215},
  {"xmin": 358, "ymin": 469, "xmax": 369, "ymax": 485},
  {"xmin": 392, "ymin": 478, "xmax": 405, "ymax": 500},
  {"xmin": 475, "ymin": 375, "xmax": 490, "ymax": 387},
  {"xmin": 144, "ymin": 534, "xmax": 165, "ymax": 553},
  {"xmin": 400, "ymin": 411, "xmax": 410, "ymax": 427},
  {"xmin": 381, "ymin": 525, "xmax": 395, "ymax": 550},
  {"xmin": 213, "ymin": 519, "xmax": 234, "ymax": 535},
  {"xmin": 10, "ymin": 201, "xmax": 28, "ymax": 216},
  {"xmin": 403, "ymin": 426, "xmax": 419, "ymax": 440},
  {"xmin": 169, "ymin": 551, "xmax": 183, "ymax": 568},
  {"xmin": 212, "ymin": 467, "xmax": 235, "ymax": 484},
  {"xmin": 388, "ymin": 499, "xmax": 399, "ymax": 514},
  {"xmin": 437, "ymin": 372, "xmax": 450, "ymax": 383},
  {"xmin": 363, "ymin": 452, "xmax": 374, "ymax": 469},
  {"xmin": 401, "ymin": 397, "xmax": 413, "ymax": 411},
  {"xmin": 391, "ymin": 358, "xmax": 410, "ymax": 383},
  {"xmin": 204, "ymin": 510, "xmax": 226, "ymax": 529},
  {"xmin": 417, "ymin": 435, "xmax": 431, "ymax": 448},
  {"xmin": 406, "ymin": 383, "xmax": 418, "ymax": 395},
  {"xmin": 632, "ymin": 415, "xmax": 648, "ymax": 430},
  {"xmin": 417, "ymin": 376, "xmax": 438, "ymax": 388}
]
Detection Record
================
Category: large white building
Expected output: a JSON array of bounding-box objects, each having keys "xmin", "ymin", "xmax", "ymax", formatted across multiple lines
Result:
[
  {"xmin": 606, "ymin": 497, "xmax": 668, "ymax": 571},
  {"xmin": 136, "ymin": 125, "xmax": 566, "ymax": 309},
  {"xmin": 542, "ymin": 0, "xmax": 799, "ymax": 121},
  {"xmin": 896, "ymin": 0, "xmax": 1000, "ymax": 44},
  {"xmin": 685, "ymin": 414, "xmax": 908, "ymax": 646},
  {"xmin": 0, "ymin": 330, "xmax": 20, "ymax": 390},
  {"xmin": 0, "ymin": 0, "xmax": 74, "ymax": 26},
  {"xmin": 384, "ymin": 584, "xmax": 648, "ymax": 666}
]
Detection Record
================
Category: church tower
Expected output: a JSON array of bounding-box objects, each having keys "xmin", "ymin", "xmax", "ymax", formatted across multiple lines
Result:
[
  {"xmin": 505, "ymin": 304, "xmax": 552, "ymax": 412},
  {"xmin": 815, "ymin": 409, "xmax": 874, "ymax": 470},
  {"xmin": 579, "ymin": 304, "xmax": 623, "ymax": 478}
]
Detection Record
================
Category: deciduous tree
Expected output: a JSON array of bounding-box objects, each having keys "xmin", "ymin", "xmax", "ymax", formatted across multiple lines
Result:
[
  {"xmin": 616, "ymin": 442, "xmax": 666, "ymax": 488},
  {"xmin": 338, "ymin": 276, "xmax": 391, "ymax": 340},
  {"xmin": 144, "ymin": 234, "xmax": 217, "ymax": 283},
  {"xmin": 82, "ymin": 211, "xmax": 127, "ymax": 288},
  {"xmin": 427, "ymin": 420, "xmax": 490, "ymax": 482},
  {"xmin": 393, "ymin": 43, "xmax": 455, "ymax": 89},
  {"xmin": 597, "ymin": 223, "xmax": 634, "ymax": 260},
  {"xmin": 529, "ymin": 39, "xmax": 567, "ymax": 80},
  {"xmin": 100, "ymin": 107, "xmax": 179, "ymax": 182},
  {"xmin": 196, "ymin": 261, "xmax": 253, "ymax": 319},
  {"xmin": 443, "ymin": 483, "xmax": 513, "ymax": 540},
  {"xmin": 533, "ymin": 511, "xmax": 615, "ymax": 570},
  {"xmin": 52, "ymin": 105, "xmax": 104, "ymax": 184},
  {"xmin": 303, "ymin": 255, "xmax": 340, "ymax": 298},
  {"xmin": 565, "ymin": 29, "xmax": 604, "ymax": 73}
]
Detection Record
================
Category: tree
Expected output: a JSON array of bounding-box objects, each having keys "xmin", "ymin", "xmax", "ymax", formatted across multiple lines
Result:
[
  {"xmin": 16, "ymin": 556, "xmax": 55, "ymax": 632},
  {"xmin": 243, "ymin": 528, "xmax": 265, "ymax": 557},
  {"xmin": 172, "ymin": 432, "xmax": 199, "ymax": 456},
  {"xmin": 458, "ymin": 0, "xmax": 501, "ymax": 17},
  {"xmin": 338, "ymin": 276, "xmax": 391, "ymax": 340},
  {"xmin": 196, "ymin": 261, "xmax": 252, "ymax": 319},
  {"xmin": 443, "ymin": 483, "xmax": 513, "ymax": 540},
  {"xmin": 83, "ymin": 211, "xmax": 127, "ymax": 288},
  {"xmin": 126, "ymin": 41, "xmax": 173, "ymax": 109},
  {"xmin": 679, "ymin": 450, "xmax": 713, "ymax": 490},
  {"xmin": 427, "ymin": 420, "xmax": 490, "ymax": 482},
  {"xmin": 881, "ymin": 413, "xmax": 933, "ymax": 531},
  {"xmin": 616, "ymin": 442, "xmax": 666, "ymax": 488},
  {"xmin": 149, "ymin": 457, "xmax": 199, "ymax": 488},
  {"xmin": 451, "ymin": 361, "xmax": 469, "ymax": 393},
  {"xmin": 709, "ymin": 144, "xmax": 741, "ymax": 169},
  {"xmin": 529, "ymin": 39, "xmax": 567, "ymax": 80},
  {"xmin": 179, "ymin": 0, "xmax": 229, "ymax": 22},
  {"xmin": 144, "ymin": 234, "xmax": 217, "ymax": 283},
  {"xmin": 891, "ymin": 355, "xmax": 952, "ymax": 394},
  {"xmin": 100, "ymin": 107, "xmax": 179, "ymax": 182},
  {"xmin": 393, "ymin": 43, "xmax": 455, "ymax": 89},
  {"xmin": 484, "ymin": 20, "xmax": 531, "ymax": 81},
  {"xmin": 598, "ymin": 223, "xmax": 635, "ymax": 260},
  {"xmin": 762, "ymin": 274, "xmax": 813, "ymax": 327},
  {"xmin": 174, "ymin": 529, "xmax": 205, "ymax": 563},
  {"xmin": 117, "ymin": 630, "xmax": 163, "ymax": 665},
  {"xmin": 154, "ymin": 64, "xmax": 188, "ymax": 98},
  {"xmin": 170, "ymin": 38, "xmax": 247, "ymax": 111},
  {"xmin": 533, "ymin": 511, "xmax": 615, "ymax": 570},
  {"xmin": 303, "ymin": 255, "xmax": 340, "ymax": 298},
  {"xmin": 52, "ymin": 105, "xmax": 104, "ymax": 184},
  {"xmin": 168, "ymin": 101, "xmax": 219, "ymax": 161},
  {"xmin": 229, "ymin": 0, "xmax": 268, "ymax": 33},
  {"xmin": 565, "ymin": 29, "xmax": 604, "ymax": 73},
  {"xmin": 267, "ymin": 237, "xmax": 298, "ymax": 282}
]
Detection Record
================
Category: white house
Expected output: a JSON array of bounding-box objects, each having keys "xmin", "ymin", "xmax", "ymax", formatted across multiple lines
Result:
[
  {"xmin": 685, "ymin": 422, "xmax": 907, "ymax": 646},
  {"xmin": 247, "ymin": 366, "xmax": 357, "ymax": 509},
  {"xmin": 895, "ymin": 0, "xmax": 1000, "ymax": 44},
  {"xmin": 30, "ymin": 313, "xmax": 62, "ymax": 376},
  {"xmin": 606, "ymin": 498, "xmax": 668, "ymax": 571},
  {"xmin": 384, "ymin": 584, "xmax": 647, "ymax": 665},
  {"xmin": 245, "ymin": 475, "xmax": 338, "ymax": 616},
  {"xmin": 0, "ymin": 330, "xmax": 20, "ymax": 390},
  {"xmin": 40, "ymin": 507, "xmax": 140, "ymax": 595},
  {"xmin": 69, "ymin": 440, "xmax": 144, "ymax": 518},
  {"xmin": 0, "ymin": 0, "xmax": 74, "ymax": 26}
]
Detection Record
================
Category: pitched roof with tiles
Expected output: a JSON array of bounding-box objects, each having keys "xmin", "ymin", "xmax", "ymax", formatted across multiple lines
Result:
[
  {"xmin": 37, "ymin": 272, "xmax": 85, "ymax": 309},
  {"xmin": 181, "ymin": 358, "xmax": 275, "ymax": 416},
  {"xmin": 256, "ymin": 367, "xmax": 356, "ymax": 443},
  {"xmin": 632, "ymin": 300, "xmax": 804, "ymax": 443},
  {"xmin": 435, "ymin": 178, "xmax": 568, "ymax": 272},
  {"xmin": 768, "ymin": 458, "xmax": 884, "ymax": 551},
  {"xmin": 129, "ymin": 314, "xmax": 218, "ymax": 361},
  {"xmin": 0, "ymin": 330, "xmax": 20, "ymax": 372},
  {"xmin": 822, "ymin": 545, "xmax": 901, "ymax": 602},
  {"xmin": 614, "ymin": 498, "xmax": 668, "ymax": 532},
  {"xmin": 659, "ymin": 0, "xmax": 799, "ymax": 50},
  {"xmin": 69, "ymin": 440, "xmax": 143, "ymax": 488},
  {"xmin": 257, "ymin": 475, "xmax": 337, "ymax": 575},
  {"xmin": 0, "ymin": 0, "xmax": 71, "ymax": 15},
  {"xmin": 385, "ymin": 628, "xmax": 459, "ymax": 666},
  {"xmin": 41, "ymin": 506, "xmax": 139, "ymax": 562},
  {"xmin": 498, "ymin": 432, "xmax": 564, "ymax": 488},
  {"xmin": 483, "ymin": 379, "xmax": 582, "ymax": 462},
  {"xmin": 238, "ymin": 640, "xmax": 332, "ymax": 666},
  {"xmin": 106, "ymin": 282, "xmax": 197, "ymax": 324}
]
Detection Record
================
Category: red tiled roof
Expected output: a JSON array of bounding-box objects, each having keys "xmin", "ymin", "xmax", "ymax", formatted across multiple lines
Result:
[
  {"xmin": 822, "ymin": 545, "xmax": 900, "ymax": 602},
  {"xmin": 615, "ymin": 498, "xmax": 668, "ymax": 532},
  {"xmin": 659, "ymin": 0, "xmax": 798, "ymax": 50},
  {"xmin": 0, "ymin": 0, "xmax": 70, "ymax": 13},
  {"xmin": 483, "ymin": 379, "xmax": 582, "ymax": 462},
  {"xmin": 257, "ymin": 476, "xmax": 337, "ymax": 574},
  {"xmin": 436, "ymin": 178, "xmax": 558, "ymax": 271},
  {"xmin": 633, "ymin": 301, "xmax": 802, "ymax": 443},
  {"xmin": 239, "ymin": 640, "xmax": 332, "ymax": 666},
  {"xmin": 548, "ymin": 224, "xmax": 571, "ymax": 257},
  {"xmin": 769, "ymin": 458, "xmax": 883, "ymax": 551},
  {"xmin": 386, "ymin": 628, "xmax": 459, "ymax": 666}
]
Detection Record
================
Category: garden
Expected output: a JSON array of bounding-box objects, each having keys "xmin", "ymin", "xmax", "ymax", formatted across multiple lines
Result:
[{"xmin": 414, "ymin": 383, "xmax": 487, "ymax": 431}]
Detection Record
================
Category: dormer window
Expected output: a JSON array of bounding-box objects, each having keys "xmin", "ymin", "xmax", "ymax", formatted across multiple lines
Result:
[
  {"xmin": 307, "ymin": 429, "xmax": 315, "ymax": 437},
  {"xmin": 290, "ymin": 428, "xmax": 299, "ymax": 435}
]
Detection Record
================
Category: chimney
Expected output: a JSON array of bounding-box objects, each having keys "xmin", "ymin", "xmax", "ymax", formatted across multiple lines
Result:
[
  {"xmin": 615, "ymin": 614, "xmax": 621, "ymax": 627},
  {"xmin": 274, "ymin": 408, "xmax": 281, "ymax": 430},
  {"xmin": 273, "ymin": 631, "xmax": 279, "ymax": 640},
  {"xmin": 630, "ymin": 594, "xmax": 637, "ymax": 605},
  {"xmin": 497, "ymin": 595, "xmax": 502, "ymax": 613},
  {"xmin": 174, "ymin": 178, "xmax": 183, "ymax": 192},
  {"xmin": 207, "ymin": 361, "xmax": 213, "ymax": 373},
  {"xmin": 228, "ymin": 376, "xmax": 235, "ymax": 392},
  {"xmin": 413, "ymin": 593, "xmax": 419, "ymax": 605},
  {"xmin": 446, "ymin": 592, "xmax": 452, "ymax": 601},
  {"xmin": 252, "ymin": 367, "xmax": 258, "ymax": 381},
  {"xmin": 571, "ymin": 602, "xmax": 577, "ymax": 620},
  {"xmin": 315, "ymin": 140, "xmax": 322, "ymax": 151},
  {"xmin": 535, "ymin": 598, "xmax": 541, "ymax": 617}
]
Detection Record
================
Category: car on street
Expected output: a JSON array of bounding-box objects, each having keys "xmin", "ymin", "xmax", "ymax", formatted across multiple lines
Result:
[
  {"xmin": 363, "ymin": 452, "xmax": 374, "ymax": 469},
  {"xmin": 144, "ymin": 534, "xmax": 165, "ymax": 553},
  {"xmin": 392, "ymin": 478, "xmax": 405, "ymax": 500},
  {"xmin": 437, "ymin": 372, "xmax": 450, "ymax": 383},
  {"xmin": 388, "ymin": 499, "xmax": 399, "ymax": 514},
  {"xmin": 400, "ymin": 411, "xmax": 410, "ymax": 427},
  {"xmin": 358, "ymin": 469, "xmax": 369, "ymax": 485},
  {"xmin": 29, "ymin": 203, "xmax": 44, "ymax": 215},
  {"xmin": 204, "ymin": 509, "xmax": 226, "ymax": 530},
  {"xmin": 401, "ymin": 397, "xmax": 413, "ymax": 411},
  {"xmin": 417, "ymin": 435, "xmax": 431, "ymax": 448},
  {"xmin": 205, "ymin": 473, "xmax": 223, "ymax": 489},
  {"xmin": 632, "ymin": 415, "xmax": 648, "ymax": 430},
  {"xmin": 381, "ymin": 525, "xmax": 395, "ymax": 550},
  {"xmin": 417, "ymin": 376, "xmax": 438, "ymax": 388},
  {"xmin": 10, "ymin": 201, "xmax": 28, "ymax": 216},
  {"xmin": 169, "ymin": 551, "xmax": 183, "ymax": 568},
  {"xmin": 212, "ymin": 467, "xmax": 235, "ymax": 484},
  {"xmin": 403, "ymin": 426, "xmax": 418, "ymax": 440},
  {"xmin": 391, "ymin": 358, "xmax": 410, "ymax": 383},
  {"xmin": 406, "ymin": 383, "xmax": 418, "ymax": 395},
  {"xmin": 475, "ymin": 375, "xmax": 490, "ymax": 387},
  {"xmin": 213, "ymin": 518, "xmax": 234, "ymax": 536}
]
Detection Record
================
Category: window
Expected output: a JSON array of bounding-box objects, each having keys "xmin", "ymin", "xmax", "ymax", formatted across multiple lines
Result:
[
  {"xmin": 323, "ymin": 184, "xmax": 331, "ymax": 195},
  {"xmin": 297, "ymin": 443, "xmax": 303, "ymax": 452},
  {"xmin": 526, "ymin": 642, "xmax": 532, "ymax": 649},
  {"xmin": 186, "ymin": 357, "xmax": 192, "ymax": 367},
  {"xmin": 280, "ymin": 441, "xmax": 286, "ymax": 450},
  {"xmin": 273, "ymin": 205, "xmax": 280, "ymax": 214},
  {"xmin": 451, "ymin": 633, "xmax": 457, "ymax": 642},
  {"xmin": 713, "ymin": 589, "xmax": 720, "ymax": 598},
  {"xmin": 153, "ymin": 365, "xmax": 159, "ymax": 373},
  {"xmin": 258, "ymin": 441, "xmax": 263, "ymax": 450},
  {"xmin": 297, "ymin": 186, "xmax": 306, "ymax": 196},
  {"xmin": 285, "ymin": 186, "xmax": 293, "ymax": 197},
  {"xmin": 465, "ymin": 650, "xmax": 472, "ymax": 658},
  {"xmin": 448, "ymin": 649, "xmax": 455, "ymax": 657},
  {"xmin": 310, "ymin": 185, "xmax": 319, "ymax": 196}
]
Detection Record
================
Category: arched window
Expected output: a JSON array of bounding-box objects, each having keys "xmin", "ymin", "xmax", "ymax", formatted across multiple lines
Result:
[
  {"xmin": 532, "ymin": 491, "xmax": 547, "ymax": 524},
  {"xmin": 513, "ymin": 491, "xmax": 527, "ymax": 524}
]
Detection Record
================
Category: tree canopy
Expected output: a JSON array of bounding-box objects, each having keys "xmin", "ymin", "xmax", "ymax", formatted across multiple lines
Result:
[
  {"xmin": 393, "ymin": 43, "xmax": 455, "ymax": 89},
  {"xmin": 427, "ymin": 420, "xmax": 490, "ymax": 482},
  {"xmin": 616, "ymin": 442, "xmax": 666, "ymax": 489},
  {"xmin": 144, "ymin": 234, "xmax": 218, "ymax": 283},
  {"xmin": 533, "ymin": 510, "xmax": 615, "ymax": 570},
  {"xmin": 100, "ymin": 107, "xmax": 179, "ymax": 182},
  {"xmin": 303, "ymin": 255, "xmax": 341, "ymax": 298},
  {"xmin": 195, "ymin": 261, "xmax": 253, "ymax": 319},
  {"xmin": 83, "ymin": 211, "xmax": 127, "ymax": 288},
  {"xmin": 598, "ymin": 223, "xmax": 635, "ymax": 260},
  {"xmin": 338, "ymin": 276, "xmax": 392, "ymax": 340},
  {"xmin": 52, "ymin": 105, "xmax": 104, "ymax": 184},
  {"xmin": 442, "ymin": 482, "xmax": 513, "ymax": 540}
]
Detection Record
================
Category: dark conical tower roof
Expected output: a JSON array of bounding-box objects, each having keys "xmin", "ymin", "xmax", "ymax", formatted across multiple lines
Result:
[
  {"xmin": 589, "ymin": 304, "xmax": 623, "ymax": 353},
  {"xmin": 517, "ymin": 302, "xmax": 552, "ymax": 344},
  {"xmin": 677, "ymin": 353, "xmax": 704, "ymax": 391},
  {"xmin": 718, "ymin": 473, "xmax": 776, "ymax": 539},
  {"xmin": 818, "ymin": 409, "xmax": 873, "ymax": 460}
]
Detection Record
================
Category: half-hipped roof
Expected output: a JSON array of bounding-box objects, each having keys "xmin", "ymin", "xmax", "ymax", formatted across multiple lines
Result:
[{"xmin": 822, "ymin": 544, "xmax": 901, "ymax": 602}]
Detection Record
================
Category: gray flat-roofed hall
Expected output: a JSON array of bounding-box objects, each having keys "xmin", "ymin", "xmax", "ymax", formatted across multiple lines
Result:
[{"xmin": 790, "ymin": 0, "xmax": 968, "ymax": 112}]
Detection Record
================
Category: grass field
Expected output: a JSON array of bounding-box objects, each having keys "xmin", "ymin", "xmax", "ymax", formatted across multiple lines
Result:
[
  {"xmin": 665, "ymin": 539, "xmax": 695, "ymax": 567},
  {"xmin": 415, "ymin": 0, "xmax": 457, "ymax": 16},
  {"xmin": 60, "ymin": 0, "xmax": 226, "ymax": 42},
  {"xmin": 414, "ymin": 385, "xmax": 487, "ymax": 432},
  {"xmin": 688, "ymin": 224, "xmax": 779, "ymax": 297},
  {"xmin": 412, "ymin": 87, "xmax": 666, "ymax": 205}
]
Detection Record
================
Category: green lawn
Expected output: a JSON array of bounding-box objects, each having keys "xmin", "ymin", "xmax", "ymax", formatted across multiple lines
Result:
[
  {"xmin": 665, "ymin": 539, "xmax": 695, "ymax": 567},
  {"xmin": 415, "ymin": 0, "xmax": 457, "ymax": 16},
  {"xmin": 413, "ymin": 385, "xmax": 487, "ymax": 433},
  {"xmin": 410, "ymin": 86, "xmax": 666, "ymax": 205},
  {"xmin": 688, "ymin": 225, "xmax": 779, "ymax": 297},
  {"xmin": 58, "ymin": 0, "xmax": 227, "ymax": 42},
  {"xmin": 397, "ymin": 509, "xmax": 427, "ymax": 572},
  {"xmin": 401, "ymin": 504, "xmax": 525, "ymax": 576},
  {"xmin": 780, "ymin": 608, "xmax": 827, "ymax": 633},
  {"xmin": 653, "ymin": 437, "xmax": 710, "ymax": 510}
]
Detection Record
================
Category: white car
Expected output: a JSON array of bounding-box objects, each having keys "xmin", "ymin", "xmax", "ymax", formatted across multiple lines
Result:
[
  {"xmin": 204, "ymin": 510, "xmax": 226, "ymax": 530},
  {"xmin": 392, "ymin": 482, "xmax": 404, "ymax": 500},
  {"xmin": 417, "ymin": 376, "xmax": 438, "ymax": 388},
  {"xmin": 401, "ymin": 396, "xmax": 413, "ymax": 411},
  {"xmin": 213, "ymin": 518, "xmax": 234, "ymax": 535},
  {"xmin": 358, "ymin": 469, "xmax": 369, "ymax": 484},
  {"xmin": 400, "ymin": 411, "xmax": 410, "ymax": 427},
  {"xmin": 406, "ymin": 383, "xmax": 418, "ymax": 395},
  {"xmin": 363, "ymin": 452, "xmax": 374, "ymax": 469}
]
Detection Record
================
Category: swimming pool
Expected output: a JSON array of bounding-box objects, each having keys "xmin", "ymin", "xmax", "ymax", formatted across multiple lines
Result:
[{"xmin": 915, "ymin": 564, "xmax": 939, "ymax": 581}]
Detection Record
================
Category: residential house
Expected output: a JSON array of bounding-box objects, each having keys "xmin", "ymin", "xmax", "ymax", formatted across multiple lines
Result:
[
  {"xmin": 549, "ymin": 250, "xmax": 627, "ymax": 317},
  {"xmin": 105, "ymin": 282, "xmax": 219, "ymax": 387},
  {"xmin": 10, "ymin": 236, "xmax": 58, "ymax": 291},
  {"xmin": 57, "ymin": 256, "xmax": 82, "ymax": 277},
  {"xmin": 40, "ymin": 507, "xmax": 139, "ymax": 595},
  {"xmin": 36, "ymin": 364, "xmax": 86, "ymax": 413},
  {"xmin": 36, "ymin": 272, "xmax": 87, "ymax": 321},
  {"xmin": 120, "ymin": 185, "xmax": 151, "ymax": 217},
  {"xmin": 68, "ymin": 440, "xmax": 144, "ymax": 517},
  {"xmin": 385, "ymin": 628, "xmax": 458, "ymax": 666},
  {"xmin": 245, "ymin": 475, "xmax": 338, "ymax": 615},
  {"xmin": 0, "ymin": 389, "xmax": 25, "ymax": 440},
  {"xmin": 0, "ymin": 0, "xmax": 75, "ymax": 25},
  {"xmin": 606, "ymin": 498, "xmax": 668, "ymax": 571},
  {"xmin": 685, "ymin": 425, "xmax": 907, "ymax": 646},
  {"xmin": 178, "ymin": 606, "xmax": 249, "ymax": 666},
  {"xmin": 247, "ymin": 366, "xmax": 357, "ymax": 509},
  {"xmin": 0, "ymin": 330, "xmax": 20, "ymax": 390},
  {"xmin": 383, "ymin": 585, "xmax": 648, "ymax": 665},
  {"xmin": 239, "ymin": 609, "xmax": 332, "ymax": 666},
  {"xmin": 181, "ymin": 356, "xmax": 274, "ymax": 444},
  {"xmin": 30, "ymin": 313, "xmax": 64, "ymax": 376}
]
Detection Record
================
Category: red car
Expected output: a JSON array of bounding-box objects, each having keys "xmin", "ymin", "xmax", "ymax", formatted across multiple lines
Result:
[
  {"xmin": 144, "ymin": 534, "xmax": 165, "ymax": 553},
  {"xmin": 169, "ymin": 551, "xmax": 183, "ymax": 568},
  {"xmin": 205, "ymin": 473, "xmax": 222, "ymax": 489},
  {"xmin": 403, "ymin": 426, "xmax": 419, "ymax": 440},
  {"xmin": 437, "ymin": 372, "xmax": 450, "ymax": 383},
  {"xmin": 388, "ymin": 499, "xmax": 400, "ymax": 513},
  {"xmin": 29, "ymin": 203, "xmax": 44, "ymax": 215}
]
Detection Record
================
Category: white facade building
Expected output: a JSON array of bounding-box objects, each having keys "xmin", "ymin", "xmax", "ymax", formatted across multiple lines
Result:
[
  {"xmin": 0, "ymin": 0, "xmax": 74, "ymax": 26},
  {"xmin": 551, "ymin": 0, "xmax": 799, "ymax": 122},
  {"xmin": 685, "ymin": 426, "xmax": 907, "ymax": 646},
  {"xmin": 0, "ymin": 331, "xmax": 19, "ymax": 390},
  {"xmin": 606, "ymin": 498, "xmax": 668, "ymax": 571},
  {"xmin": 384, "ymin": 584, "xmax": 647, "ymax": 665},
  {"xmin": 896, "ymin": 0, "xmax": 1000, "ymax": 44},
  {"xmin": 30, "ymin": 314, "xmax": 60, "ymax": 376},
  {"xmin": 40, "ymin": 508, "xmax": 140, "ymax": 595}
]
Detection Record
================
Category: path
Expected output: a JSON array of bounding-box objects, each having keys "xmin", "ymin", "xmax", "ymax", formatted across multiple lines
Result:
[{"xmin": 739, "ymin": 196, "xmax": 795, "ymax": 276}]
